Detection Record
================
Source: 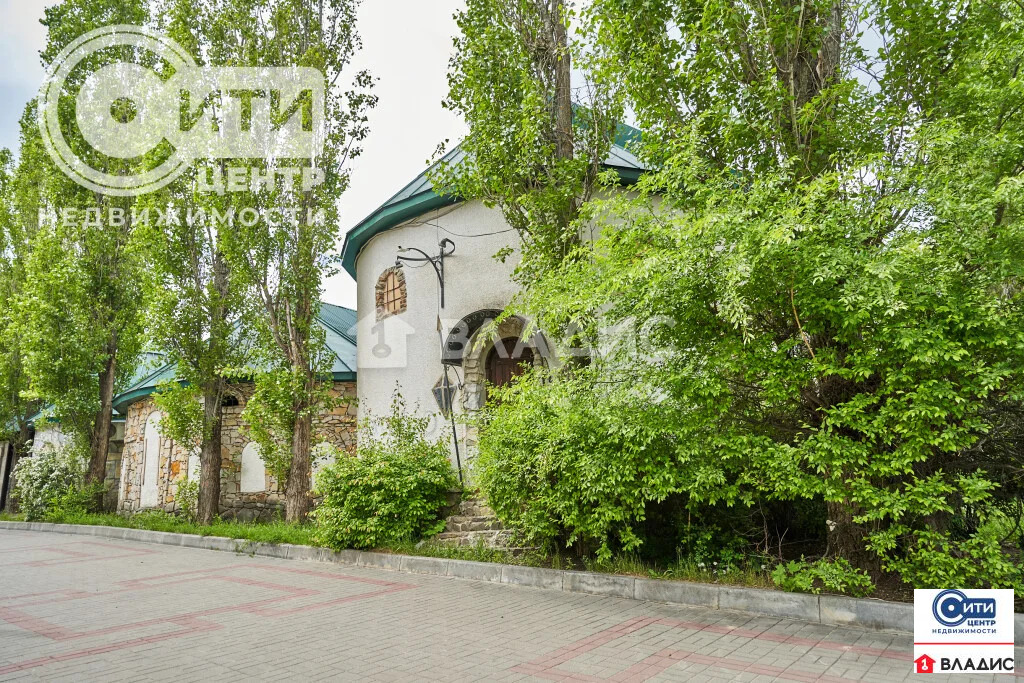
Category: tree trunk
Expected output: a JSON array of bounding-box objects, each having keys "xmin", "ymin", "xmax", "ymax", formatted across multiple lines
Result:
[
  {"xmin": 86, "ymin": 348, "xmax": 117, "ymax": 506},
  {"xmin": 825, "ymin": 500, "xmax": 878, "ymax": 573},
  {"xmin": 197, "ymin": 379, "xmax": 224, "ymax": 525},
  {"xmin": 552, "ymin": 0, "xmax": 573, "ymax": 163},
  {"xmin": 285, "ymin": 408, "xmax": 313, "ymax": 523}
]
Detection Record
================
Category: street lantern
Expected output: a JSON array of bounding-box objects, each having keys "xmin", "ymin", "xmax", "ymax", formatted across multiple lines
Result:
[{"xmin": 432, "ymin": 373, "xmax": 457, "ymax": 417}]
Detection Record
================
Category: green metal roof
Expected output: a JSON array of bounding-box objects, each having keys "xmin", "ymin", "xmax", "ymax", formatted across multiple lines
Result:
[
  {"xmin": 318, "ymin": 302, "xmax": 358, "ymax": 378},
  {"xmin": 111, "ymin": 304, "xmax": 358, "ymax": 414},
  {"xmin": 108, "ymin": 359, "xmax": 185, "ymax": 415},
  {"xmin": 340, "ymin": 123, "xmax": 647, "ymax": 278}
]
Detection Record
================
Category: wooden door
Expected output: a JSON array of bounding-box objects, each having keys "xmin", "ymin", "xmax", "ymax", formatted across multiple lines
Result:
[{"xmin": 486, "ymin": 338, "xmax": 534, "ymax": 388}]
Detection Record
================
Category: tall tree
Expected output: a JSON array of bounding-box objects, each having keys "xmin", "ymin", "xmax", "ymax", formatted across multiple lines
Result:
[
  {"xmin": 438, "ymin": 0, "xmax": 622, "ymax": 279},
  {"xmin": 209, "ymin": 0, "xmax": 374, "ymax": 522},
  {"xmin": 0, "ymin": 139, "xmax": 38, "ymax": 468},
  {"xmin": 137, "ymin": 0, "xmax": 254, "ymax": 525},
  {"xmin": 18, "ymin": 0, "xmax": 150, "ymax": 496}
]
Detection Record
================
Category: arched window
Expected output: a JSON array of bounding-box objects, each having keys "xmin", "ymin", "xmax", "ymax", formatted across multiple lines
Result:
[
  {"xmin": 141, "ymin": 412, "xmax": 162, "ymax": 508},
  {"xmin": 240, "ymin": 442, "xmax": 266, "ymax": 493},
  {"xmin": 486, "ymin": 338, "xmax": 535, "ymax": 390},
  {"xmin": 375, "ymin": 267, "xmax": 407, "ymax": 320}
]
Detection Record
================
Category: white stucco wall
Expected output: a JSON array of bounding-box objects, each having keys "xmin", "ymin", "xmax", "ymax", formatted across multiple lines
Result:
[
  {"xmin": 354, "ymin": 200, "xmax": 521, "ymax": 469},
  {"xmin": 239, "ymin": 442, "xmax": 267, "ymax": 493}
]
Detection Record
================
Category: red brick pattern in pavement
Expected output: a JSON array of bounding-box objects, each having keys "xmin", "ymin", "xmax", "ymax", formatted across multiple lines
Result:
[
  {"xmin": 0, "ymin": 541, "xmax": 415, "ymax": 675},
  {"xmin": 2, "ymin": 531, "xmax": 1015, "ymax": 682}
]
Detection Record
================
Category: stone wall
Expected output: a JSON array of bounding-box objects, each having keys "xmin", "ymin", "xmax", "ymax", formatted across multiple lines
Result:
[
  {"xmin": 104, "ymin": 423, "xmax": 125, "ymax": 511},
  {"xmin": 118, "ymin": 381, "xmax": 357, "ymax": 521}
]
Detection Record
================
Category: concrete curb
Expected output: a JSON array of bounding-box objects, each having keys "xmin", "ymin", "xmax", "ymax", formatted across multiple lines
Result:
[{"xmin": 4, "ymin": 521, "xmax": 1020, "ymax": 641}]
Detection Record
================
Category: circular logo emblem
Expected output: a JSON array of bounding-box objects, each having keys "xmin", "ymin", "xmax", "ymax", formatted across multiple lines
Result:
[
  {"xmin": 37, "ymin": 25, "xmax": 196, "ymax": 196},
  {"xmin": 932, "ymin": 589, "xmax": 970, "ymax": 627}
]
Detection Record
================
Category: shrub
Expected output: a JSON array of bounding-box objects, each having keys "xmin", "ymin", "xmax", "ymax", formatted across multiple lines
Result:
[
  {"xmin": 771, "ymin": 558, "xmax": 875, "ymax": 597},
  {"xmin": 312, "ymin": 395, "xmax": 458, "ymax": 550},
  {"xmin": 11, "ymin": 443, "xmax": 91, "ymax": 521},
  {"xmin": 474, "ymin": 368, "xmax": 684, "ymax": 560},
  {"xmin": 43, "ymin": 481, "xmax": 106, "ymax": 522},
  {"xmin": 175, "ymin": 477, "xmax": 199, "ymax": 524},
  {"xmin": 872, "ymin": 527, "xmax": 1023, "ymax": 591}
]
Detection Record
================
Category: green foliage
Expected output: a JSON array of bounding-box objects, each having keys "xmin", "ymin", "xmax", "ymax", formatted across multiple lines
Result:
[
  {"xmin": 475, "ymin": 367, "xmax": 681, "ymax": 560},
  {"xmin": 436, "ymin": 0, "xmax": 622, "ymax": 279},
  {"xmin": 175, "ymin": 477, "xmax": 200, "ymax": 524},
  {"xmin": 44, "ymin": 481, "xmax": 106, "ymax": 522},
  {"xmin": 240, "ymin": 365, "xmax": 329, "ymax": 485},
  {"xmin": 15, "ymin": 1, "xmax": 150, "ymax": 477},
  {"xmin": 872, "ymin": 527, "xmax": 1023, "ymax": 591},
  {"xmin": 11, "ymin": 443, "xmax": 89, "ymax": 521},
  {"xmin": 153, "ymin": 383, "xmax": 205, "ymax": 449},
  {"xmin": 0, "ymin": 145, "xmax": 38, "ymax": 444},
  {"xmin": 313, "ymin": 395, "xmax": 458, "ymax": 550},
  {"xmin": 462, "ymin": 0, "xmax": 1024, "ymax": 595},
  {"xmin": 772, "ymin": 559, "xmax": 875, "ymax": 598},
  {"xmin": 675, "ymin": 526, "xmax": 752, "ymax": 572},
  {"xmin": 201, "ymin": 0, "xmax": 375, "ymax": 521}
]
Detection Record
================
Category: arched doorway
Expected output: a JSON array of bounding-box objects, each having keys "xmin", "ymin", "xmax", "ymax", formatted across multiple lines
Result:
[
  {"xmin": 486, "ymin": 337, "xmax": 535, "ymax": 390},
  {"xmin": 454, "ymin": 312, "xmax": 551, "ymax": 472},
  {"xmin": 461, "ymin": 315, "xmax": 546, "ymax": 412},
  {"xmin": 140, "ymin": 412, "xmax": 161, "ymax": 508}
]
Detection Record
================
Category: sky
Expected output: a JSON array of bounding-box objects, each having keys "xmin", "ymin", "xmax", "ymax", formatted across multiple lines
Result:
[{"xmin": 0, "ymin": 0, "xmax": 468, "ymax": 308}]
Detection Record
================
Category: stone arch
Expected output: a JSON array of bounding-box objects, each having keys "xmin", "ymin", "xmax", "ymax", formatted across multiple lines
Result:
[
  {"xmin": 458, "ymin": 316, "xmax": 549, "ymax": 470},
  {"xmin": 239, "ymin": 442, "xmax": 266, "ymax": 493},
  {"xmin": 442, "ymin": 308, "xmax": 503, "ymax": 365},
  {"xmin": 140, "ymin": 412, "xmax": 162, "ymax": 508},
  {"xmin": 375, "ymin": 266, "xmax": 407, "ymax": 321},
  {"xmin": 461, "ymin": 315, "xmax": 548, "ymax": 412}
]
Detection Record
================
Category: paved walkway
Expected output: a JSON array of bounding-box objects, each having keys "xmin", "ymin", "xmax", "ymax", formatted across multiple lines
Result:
[{"xmin": 0, "ymin": 530, "xmax": 1012, "ymax": 682}]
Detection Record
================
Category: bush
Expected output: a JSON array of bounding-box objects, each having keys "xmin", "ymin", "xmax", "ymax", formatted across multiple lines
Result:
[
  {"xmin": 11, "ymin": 443, "xmax": 92, "ymax": 521},
  {"xmin": 175, "ymin": 477, "xmax": 199, "ymax": 524},
  {"xmin": 771, "ymin": 558, "xmax": 875, "ymax": 597},
  {"xmin": 873, "ymin": 527, "xmax": 1023, "ymax": 591},
  {"xmin": 474, "ymin": 368, "xmax": 684, "ymax": 560},
  {"xmin": 312, "ymin": 395, "xmax": 458, "ymax": 550}
]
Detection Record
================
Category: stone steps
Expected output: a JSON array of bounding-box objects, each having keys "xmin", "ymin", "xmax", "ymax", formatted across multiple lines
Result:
[
  {"xmin": 435, "ymin": 530, "xmax": 511, "ymax": 546},
  {"xmin": 436, "ymin": 498, "xmax": 508, "ymax": 547},
  {"xmin": 444, "ymin": 515, "xmax": 503, "ymax": 533},
  {"xmin": 458, "ymin": 501, "xmax": 494, "ymax": 517}
]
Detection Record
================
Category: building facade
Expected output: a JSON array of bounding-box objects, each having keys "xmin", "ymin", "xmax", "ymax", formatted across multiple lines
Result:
[
  {"xmin": 340, "ymin": 135, "xmax": 645, "ymax": 475},
  {"xmin": 112, "ymin": 303, "xmax": 359, "ymax": 520}
]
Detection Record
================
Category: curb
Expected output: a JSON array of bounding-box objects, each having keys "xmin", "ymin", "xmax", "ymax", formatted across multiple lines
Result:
[{"xmin": 4, "ymin": 521, "xmax": 1021, "ymax": 641}]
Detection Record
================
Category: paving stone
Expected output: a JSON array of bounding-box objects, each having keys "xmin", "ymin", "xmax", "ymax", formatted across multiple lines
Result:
[{"xmin": 2, "ymin": 528, "xmax": 1020, "ymax": 682}]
